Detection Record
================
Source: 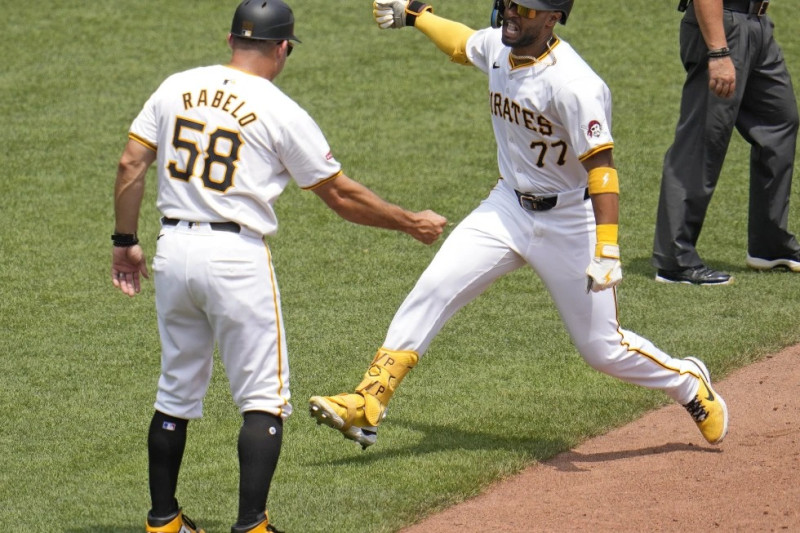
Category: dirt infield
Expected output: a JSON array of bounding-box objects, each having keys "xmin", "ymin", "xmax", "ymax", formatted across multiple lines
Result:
[{"xmin": 401, "ymin": 344, "xmax": 800, "ymax": 532}]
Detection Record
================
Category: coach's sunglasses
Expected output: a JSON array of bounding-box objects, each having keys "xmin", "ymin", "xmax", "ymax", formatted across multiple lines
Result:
[
  {"xmin": 284, "ymin": 41, "xmax": 293, "ymax": 57},
  {"xmin": 504, "ymin": 0, "xmax": 537, "ymax": 19}
]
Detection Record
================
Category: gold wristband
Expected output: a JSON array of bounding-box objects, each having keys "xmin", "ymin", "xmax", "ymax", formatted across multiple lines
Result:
[
  {"xmin": 596, "ymin": 223, "xmax": 618, "ymax": 245},
  {"xmin": 587, "ymin": 167, "xmax": 620, "ymax": 195}
]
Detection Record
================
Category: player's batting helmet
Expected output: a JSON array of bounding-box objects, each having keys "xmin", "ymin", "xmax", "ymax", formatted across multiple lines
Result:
[
  {"xmin": 491, "ymin": 0, "xmax": 574, "ymax": 26},
  {"xmin": 231, "ymin": 0, "xmax": 301, "ymax": 42}
]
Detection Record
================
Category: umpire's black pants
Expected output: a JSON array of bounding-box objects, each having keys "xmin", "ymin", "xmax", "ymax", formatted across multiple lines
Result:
[{"xmin": 652, "ymin": 4, "xmax": 800, "ymax": 270}]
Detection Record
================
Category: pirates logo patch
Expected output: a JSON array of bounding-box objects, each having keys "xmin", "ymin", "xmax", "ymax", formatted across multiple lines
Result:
[{"xmin": 584, "ymin": 120, "xmax": 603, "ymax": 138}]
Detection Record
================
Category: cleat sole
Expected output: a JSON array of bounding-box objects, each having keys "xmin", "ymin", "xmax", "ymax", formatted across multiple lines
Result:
[{"xmin": 309, "ymin": 397, "xmax": 378, "ymax": 449}]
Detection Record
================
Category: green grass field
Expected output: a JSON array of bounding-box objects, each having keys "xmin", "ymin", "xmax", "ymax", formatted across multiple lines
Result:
[{"xmin": 2, "ymin": 1, "xmax": 799, "ymax": 531}]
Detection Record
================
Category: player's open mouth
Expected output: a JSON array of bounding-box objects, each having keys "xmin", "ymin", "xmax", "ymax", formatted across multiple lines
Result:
[{"xmin": 503, "ymin": 21, "xmax": 520, "ymax": 40}]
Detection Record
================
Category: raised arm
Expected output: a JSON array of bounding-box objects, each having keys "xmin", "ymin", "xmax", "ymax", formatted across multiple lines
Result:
[{"xmin": 373, "ymin": 0, "xmax": 476, "ymax": 65}]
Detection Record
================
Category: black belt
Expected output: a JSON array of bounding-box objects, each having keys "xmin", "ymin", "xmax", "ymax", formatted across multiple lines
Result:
[
  {"xmin": 514, "ymin": 188, "xmax": 589, "ymax": 212},
  {"xmin": 680, "ymin": 0, "xmax": 768, "ymax": 15},
  {"xmin": 161, "ymin": 217, "xmax": 241, "ymax": 233},
  {"xmin": 724, "ymin": 0, "xmax": 769, "ymax": 15}
]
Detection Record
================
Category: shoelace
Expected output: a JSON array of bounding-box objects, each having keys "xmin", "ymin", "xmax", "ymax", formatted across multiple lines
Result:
[
  {"xmin": 182, "ymin": 513, "xmax": 201, "ymax": 531},
  {"xmin": 684, "ymin": 397, "xmax": 708, "ymax": 422}
]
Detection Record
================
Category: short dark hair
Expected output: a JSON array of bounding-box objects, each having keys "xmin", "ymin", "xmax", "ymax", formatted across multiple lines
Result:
[{"xmin": 230, "ymin": 34, "xmax": 280, "ymax": 52}]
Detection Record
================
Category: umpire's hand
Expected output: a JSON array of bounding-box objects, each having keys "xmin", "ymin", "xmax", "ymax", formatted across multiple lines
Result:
[{"xmin": 708, "ymin": 56, "xmax": 736, "ymax": 99}]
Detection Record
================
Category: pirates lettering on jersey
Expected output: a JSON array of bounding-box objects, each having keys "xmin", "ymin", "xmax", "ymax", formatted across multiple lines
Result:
[
  {"xmin": 489, "ymin": 91, "xmax": 553, "ymax": 136},
  {"xmin": 181, "ymin": 89, "xmax": 257, "ymax": 126}
]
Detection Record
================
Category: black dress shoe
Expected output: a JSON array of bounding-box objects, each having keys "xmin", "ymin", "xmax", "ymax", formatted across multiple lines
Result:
[
  {"xmin": 746, "ymin": 251, "xmax": 800, "ymax": 272},
  {"xmin": 655, "ymin": 265, "xmax": 733, "ymax": 285}
]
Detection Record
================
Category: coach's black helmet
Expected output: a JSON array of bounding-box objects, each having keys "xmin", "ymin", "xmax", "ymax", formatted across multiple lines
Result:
[
  {"xmin": 231, "ymin": 0, "xmax": 301, "ymax": 42},
  {"xmin": 496, "ymin": 0, "xmax": 574, "ymax": 25}
]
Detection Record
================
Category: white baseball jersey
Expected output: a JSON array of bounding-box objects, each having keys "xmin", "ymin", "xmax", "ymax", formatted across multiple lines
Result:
[
  {"xmin": 381, "ymin": 28, "xmax": 703, "ymax": 408},
  {"xmin": 128, "ymin": 64, "xmax": 345, "ymax": 420},
  {"xmin": 466, "ymin": 29, "xmax": 613, "ymax": 194},
  {"xmin": 130, "ymin": 64, "xmax": 342, "ymax": 236}
]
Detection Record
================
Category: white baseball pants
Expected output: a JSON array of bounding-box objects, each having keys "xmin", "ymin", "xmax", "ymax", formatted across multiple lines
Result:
[
  {"xmin": 152, "ymin": 221, "xmax": 291, "ymax": 419},
  {"xmin": 384, "ymin": 179, "xmax": 701, "ymax": 404}
]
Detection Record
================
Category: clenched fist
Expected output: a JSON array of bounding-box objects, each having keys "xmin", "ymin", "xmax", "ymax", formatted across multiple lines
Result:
[
  {"xmin": 409, "ymin": 209, "xmax": 447, "ymax": 244},
  {"xmin": 373, "ymin": 0, "xmax": 409, "ymax": 29},
  {"xmin": 585, "ymin": 244, "xmax": 622, "ymax": 292}
]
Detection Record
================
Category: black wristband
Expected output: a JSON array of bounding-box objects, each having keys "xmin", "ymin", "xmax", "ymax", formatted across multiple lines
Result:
[
  {"xmin": 112, "ymin": 232, "xmax": 139, "ymax": 247},
  {"xmin": 707, "ymin": 47, "xmax": 731, "ymax": 58},
  {"xmin": 405, "ymin": 1, "xmax": 432, "ymax": 27}
]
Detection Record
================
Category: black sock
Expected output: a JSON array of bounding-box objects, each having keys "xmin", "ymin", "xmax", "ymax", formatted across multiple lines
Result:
[
  {"xmin": 235, "ymin": 411, "xmax": 283, "ymax": 527},
  {"xmin": 148, "ymin": 411, "xmax": 188, "ymax": 518}
]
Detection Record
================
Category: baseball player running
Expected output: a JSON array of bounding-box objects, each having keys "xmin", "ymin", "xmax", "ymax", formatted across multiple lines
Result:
[
  {"xmin": 111, "ymin": 1, "xmax": 446, "ymax": 531},
  {"xmin": 309, "ymin": 0, "xmax": 728, "ymax": 451}
]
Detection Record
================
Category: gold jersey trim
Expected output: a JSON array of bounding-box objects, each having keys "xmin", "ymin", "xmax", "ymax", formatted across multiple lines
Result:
[
  {"xmin": 579, "ymin": 143, "xmax": 614, "ymax": 162},
  {"xmin": 302, "ymin": 170, "xmax": 343, "ymax": 191},
  {"xmin": 129, "ymin": 132, "xmax": 157, "ymax": 152}
]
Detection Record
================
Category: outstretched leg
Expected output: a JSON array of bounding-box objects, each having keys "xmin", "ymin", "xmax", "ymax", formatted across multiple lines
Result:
[{"xmin": 311, "ymin": 191, "xmax": 526, "ymax": 448}]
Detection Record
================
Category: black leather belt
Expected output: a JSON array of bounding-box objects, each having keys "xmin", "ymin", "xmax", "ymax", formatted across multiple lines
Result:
[
  {"xmin": 681, "ymin": 0, "xmax": 769, "ymax": 15},
  {"xmin": 161, "ymin": 217, "xmax": 241, "ymax": 233},
  {"xmin": 514, "ymin": 188, "xmax": 589, "ymax": 212},
  {"xmin": 724, "ymin": 0, "xmax": 769, "ymax": 15}
]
